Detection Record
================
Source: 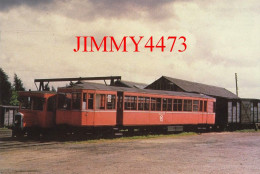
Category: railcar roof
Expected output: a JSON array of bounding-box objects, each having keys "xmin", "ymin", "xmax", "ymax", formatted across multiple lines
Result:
[
  {"xmin": 58, "ymin": 82, "xmax": 215, "ymax": 99},
  {"xmin": 18, "ymin": 91, "xmax": 56, "ymax": 94}
]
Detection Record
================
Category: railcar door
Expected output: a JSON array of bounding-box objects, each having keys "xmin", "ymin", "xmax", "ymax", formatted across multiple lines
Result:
[{"xmin": 116, "ymin": 92, "xmax": 123, "ymax": 125}]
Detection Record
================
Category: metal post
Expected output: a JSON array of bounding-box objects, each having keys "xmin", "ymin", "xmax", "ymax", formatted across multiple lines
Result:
[{"xmin": 235, "ymin": 73, "xmax": 238, "ymax": 96}]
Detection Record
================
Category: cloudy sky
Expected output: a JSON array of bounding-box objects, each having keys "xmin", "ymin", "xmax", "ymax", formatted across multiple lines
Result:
[{"xmin": 0, "ymin": 0, "xmax": 259, "ymax": 98}]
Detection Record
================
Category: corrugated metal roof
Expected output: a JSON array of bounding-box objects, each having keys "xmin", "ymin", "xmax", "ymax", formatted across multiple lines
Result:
[
  {"xmin": 59, "ymin": 82, "xmax": 214, "ymax": 99},
  {"xmin": 162, "ymin": 76, "xmax": 238, "ymax": 99},
  {"xmin": 114, "ymin": 80, "xmax": 147, "ymax": 89},
  {"xmin": 0, "ymin": 105, "xmax": 19, "ymax": 109}
]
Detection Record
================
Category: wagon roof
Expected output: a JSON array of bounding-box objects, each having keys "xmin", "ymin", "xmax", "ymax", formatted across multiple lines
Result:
[
  {"xmin": 59, "ymin": 82, "xmax": 215, "ymax": 99},
  {"xmin": 160, "ymin": 76, "xmax": 239, "ymax": 99}
]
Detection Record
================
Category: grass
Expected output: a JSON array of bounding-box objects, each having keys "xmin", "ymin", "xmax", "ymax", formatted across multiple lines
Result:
[
  {"xmin": 70, "ymin": 132, "xmax": 197, "ymax": 144},
  {"xmin": 234, "ymin": 129, "xmax": 260, "ymax": 133}
]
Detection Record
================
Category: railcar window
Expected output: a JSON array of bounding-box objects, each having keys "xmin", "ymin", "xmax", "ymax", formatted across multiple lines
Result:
[
  {"xmin": 19, "ymin": 96, "xmax": 31, "ymax": 110},
  {"xmin": 199, "ymin": 101, "xmax": 203, "ymax": 112},
  {"xmin": 125, "ymin": 96, "xmax": 137, "ymax": 110},
  {"xmin": 213, "ymin": 102, "xmax": 216, "ymax": 113},
  {"xmin": 47, "ymin": 96, "xmax": 56, "ymax": 112},
  {"xmin": 32, "ymin": 97, "xmax": 44, "ymax": 111},
  {"xmin": 151, "ymin": 98, "xmax": 156, "ymax": 111},
  {"xmin": 138, "ymin": 97, "xmax": 144, "ymax": 110},
  {"xmin": 183, "ymin": 100, "xmax": 192, "ymax": 111},
  {"xmin": 156, "ymin": 98, "xmax": 162, "ymax": 111},
  {"xmin": 204, "ymin": 101, "xmax": 207, "ymax": 112},
  {"xmin": 82, "ymin": 93, "xmax": 87, "ymax": 110},
  {"xmin": 193, "ymin": 100, "xmax": 199, "ymax": 112},
  {"xmin": 72, "ymin": 93, "xmax": 81, "ymax": 110},
  {"xmin": 144, "ymin": 97, "xmax": 150, "ymax": 111},
  {"xmin": 58, "ymin": 93, "xmax": 71, "ymax": 110},
  {"xmin": 96, "ymin": 94, "xmax": 106, "ymax": 109},
  {"xmin": 107, "ymin": 94, "xmax": 116, "ymax": 109},
  {"xmin": 88, "ymin": 94, "xmax": 94, "ymax": 109},
  {"xmin": 173, "ymin": 99, "xmax": 182, "ymax": 111},
  {"xmin": 167, "ymin": 99, "xmax": 173, "ymax": 111},
  {"xmin": 163, "ymin": 98, "xmax": 167, "ymax": 111}
]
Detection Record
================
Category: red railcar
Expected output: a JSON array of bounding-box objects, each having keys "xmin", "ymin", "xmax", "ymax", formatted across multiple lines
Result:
[
  {"xmin": 12, "ymin": 91, "xmax": 56, "ymax": 137},
  {"xmin": 56, "ymin": 82, "xmax": 215, "ymax": 131}
]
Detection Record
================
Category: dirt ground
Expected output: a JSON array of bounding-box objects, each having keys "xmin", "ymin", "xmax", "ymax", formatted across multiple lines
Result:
[{"xmin": 0, "ymin": 132, "xmax": 260, "ymax": 174}]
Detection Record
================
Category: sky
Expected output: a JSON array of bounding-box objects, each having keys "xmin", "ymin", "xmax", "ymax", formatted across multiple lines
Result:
[{"xmin": 0, "ymin": 0, "xmax": 259, "ymax": 98}]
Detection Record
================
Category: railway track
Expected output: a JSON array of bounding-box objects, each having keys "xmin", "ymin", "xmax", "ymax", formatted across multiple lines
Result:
[
  {"xmin": 0, "ymin": 128, "xmax": 61, "ymax": 151},
  {"xmin": 0, "ymin": 140, "xmax": 60, "ymax": 151}
]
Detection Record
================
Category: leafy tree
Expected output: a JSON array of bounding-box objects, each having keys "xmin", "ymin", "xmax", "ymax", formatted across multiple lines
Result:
[
  {"xmin": 0, "ymin": 68, "xmax": 12, "ymax": 105},
  {"xmin": 13, "ymin": 73, "xmax": 25, "ymax": 91}
]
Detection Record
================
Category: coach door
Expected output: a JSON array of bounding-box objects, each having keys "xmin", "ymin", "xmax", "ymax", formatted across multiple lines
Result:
[{"xmin": 116, "ymin": 92, "xmax": 123, "ymax": 125}]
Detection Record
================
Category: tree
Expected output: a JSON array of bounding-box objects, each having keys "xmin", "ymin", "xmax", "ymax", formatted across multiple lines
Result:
[
  {"xmin": 13, "ymin": 73, "xmax": 25, "ymax": 91},
  {"xmin": 9, "ymin": 73, "xmax": 25, "ymax": 106},
  {"xmin": 0, "ymin": 68, "xmax": 12, "ymax": 105}
]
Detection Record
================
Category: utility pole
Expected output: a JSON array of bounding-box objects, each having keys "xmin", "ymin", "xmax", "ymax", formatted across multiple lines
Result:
[{"xmin": 235, "ymin": 73, "xmax": 238, "ymax": 96}]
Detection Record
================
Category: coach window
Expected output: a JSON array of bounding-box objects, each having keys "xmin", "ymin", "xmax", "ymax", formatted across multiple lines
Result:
[
  {"xmin": 193, "ymin": 100, "xmax": 199, "ymax": 112},
  {"xmin": 167, "ymin": 99, "xmax": 173, "ymax": 111},
  {"xmin": 204, "ymin": 101, "xmax": 207, "ymax": 112},
  {"xmin": 163, "ymin": 98, "xmax": 167, "ymax": 111},
  {"xmin": 88, "ymin": 93, "xmax": 94, "ymax": 109},
  {"xmin": 47, "ymin": 96, "xmax": 56, "ymax": 112},
  {"xmin": 96, "ymin": 94, "xmax": 105, "ymax": 109},
  {"xmin": 107, "ymin": 94, "xmax": 116, "ymax": 109},
  {"xmin": 183, "ymin": 100, "xmax": 192, "ymax": 111},
  {"xmin": 125, "ymin": 96, "xmax": 137, "ymax": 110},
  {"xmin": 151, "ymin": 98, "xmax": 156, "ymax": 111},
  {"xmin": 173, "ymin": 99, "xmax": 182, "ymax": 111},
  {"xmin": 19, "ymin": 96, "xmax": 31, "ymax": 110},
  {"xmin": 199, "ymin": 101, "xmax": 203, "ymax": 112},
  {"xmin": 156, "ymin": 98, "xmax": 162, "ymax": 111},
  {"xmin": 32, "ymin": 97, "xmax": 44, "ymax": 111},
  {"xmin": 72, "ymin": 93, "xmax": 81, "ymax": 110},
  {"xmin": 138, "ymin": 97, "xmax": 144, "ymax": 110},
  {"xmin": 58, "ymin": 93, "xmax": 71, "ymax": 110},
  {"xmin": 144, "ymin": 97, "xmax": 150, "ymax": 111},
  {"xmin": 82, "ymin": 93, "xmax": 87, "ymax": 110}
]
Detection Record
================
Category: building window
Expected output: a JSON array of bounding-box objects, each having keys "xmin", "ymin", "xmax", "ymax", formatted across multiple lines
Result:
[
  {"xmin": 193, "ymin": 100, "xmax": 199, "ymax": 112},
  {"xmin": 183, "ymin": 100, "xmax": 192, "ymax": 111}
]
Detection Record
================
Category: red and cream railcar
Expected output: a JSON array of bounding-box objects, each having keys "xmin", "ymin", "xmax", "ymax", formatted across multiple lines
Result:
[
  {"xmin": 55, "ymin": 82, "xmax": 216, "ymax": 129},
  {"xmin": 118, "ymin": 90, "xmax": 215, "ymax": 127},
  {"xmin": 13, "ymin": 91, "xmax": 56, "ymax": 136},
  {"xmin": 56, "ymin": 84, "xmax": 117, "ymax": 127}
]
